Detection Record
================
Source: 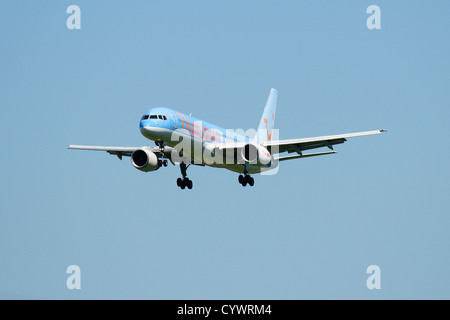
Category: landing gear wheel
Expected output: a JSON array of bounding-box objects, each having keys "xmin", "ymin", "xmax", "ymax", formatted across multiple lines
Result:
[
  {"xmin": 177, "ymin": 162, "xmax": 193, "ymax": 190},
  {"xmin": 239, "ymin": 174, "xmax": 254, "ymax": 187},
  {"xmin": 163, "ymin": 160, "xmax": 168, "ymax": 167},
  {"xmin": 177, "ymin": 177, "xmax": 193, "ymax": 190}
]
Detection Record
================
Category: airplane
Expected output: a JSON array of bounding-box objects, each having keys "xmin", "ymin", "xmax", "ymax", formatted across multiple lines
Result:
[{"xmin": 69, "ymin": 88, "xmax": 386, "ymax": 189}]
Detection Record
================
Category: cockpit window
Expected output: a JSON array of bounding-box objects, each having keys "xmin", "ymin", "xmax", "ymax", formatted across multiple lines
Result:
[
  {"xmin": 141, "ymin": 115, "xmax": 149, "ymax": 120},
  {"xmin": 148, "ymin": 114, "xmax": 167, "ymax": 120}
]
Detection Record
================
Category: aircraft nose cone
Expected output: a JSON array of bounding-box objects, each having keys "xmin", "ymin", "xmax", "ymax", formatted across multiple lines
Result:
[
  {"xmin": 139, "ymin": 118, "xmax": 170, "ymax": 141},
  {"xmin": 140, "ymin": 123, "xmax": 159, "ymax": 140},
  {"xmin": 140, "ymin": 118, "xmax": 154, "ymax": 129},
  {"xmin": 140, "ymin": 124, "xmax": 152, "ymax": 134}
]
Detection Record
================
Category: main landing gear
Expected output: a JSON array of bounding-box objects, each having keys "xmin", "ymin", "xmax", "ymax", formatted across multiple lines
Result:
[
  {"xmin": 238, "ymin": 175, "xmax": 254, "ymax": 187},
  {"xmin": 177, "ymin": 162, "xmax": 193, "ymax": 190},
  {"xmin": 238, "ymin": 163, "xmax": 254, "ymax": 187}
]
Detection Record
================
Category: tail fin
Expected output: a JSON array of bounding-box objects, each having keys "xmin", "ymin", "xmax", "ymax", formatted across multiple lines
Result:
[{"xmin": 253, "ymin": 88, "xmax": 278, "ymax": 142}]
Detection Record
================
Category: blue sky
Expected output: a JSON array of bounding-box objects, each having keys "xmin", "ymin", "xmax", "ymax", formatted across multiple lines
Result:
[{"xmin": 0, "ymin": 0, "xmax": 449, "ymax": 299}]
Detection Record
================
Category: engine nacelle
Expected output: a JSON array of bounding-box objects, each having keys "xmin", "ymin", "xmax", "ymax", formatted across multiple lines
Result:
[
  {"xmin": 241, "ymin": 143, "xmax": 272, "ymax": 165},
  {"xmin": 131, "ymin": 148, "xmax": 159, "ymax": 172}
]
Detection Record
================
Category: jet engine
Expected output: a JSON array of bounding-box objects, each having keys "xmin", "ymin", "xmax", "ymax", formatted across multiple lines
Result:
[
  {"xmin": 241, "ymin": 143, "xmax": 272, "ymax": 165},
  {"xmin": 131, "ymin": 148, "xmax": 160, "ymax": 172}
]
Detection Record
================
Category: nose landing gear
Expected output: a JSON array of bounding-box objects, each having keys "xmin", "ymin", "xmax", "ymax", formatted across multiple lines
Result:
[
  {"xmin": 155, "ymin": 142, "xmax": 169, "ymax": 168},
  {"xmin": 158, "ymin": 159, "xmax": 169, "ymax": 167}
]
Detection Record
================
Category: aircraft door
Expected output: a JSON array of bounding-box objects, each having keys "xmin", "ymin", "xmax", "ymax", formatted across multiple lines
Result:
[{"xmin": 170, "ymin": 113, "xmax": 178, "ymax": 129}]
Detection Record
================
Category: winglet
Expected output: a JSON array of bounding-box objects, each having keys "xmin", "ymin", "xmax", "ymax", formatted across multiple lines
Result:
[{"xmin": 380, "ymin": 129, "xmax": 388, "ymax": 132}]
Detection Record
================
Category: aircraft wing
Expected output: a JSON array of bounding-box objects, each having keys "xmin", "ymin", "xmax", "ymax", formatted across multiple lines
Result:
[
  {"xmin": 263, "ymin": 129, "xmax": 386, "ymax": 155},
  {"xmin": 68, "ymin": 145, "xmax": 171, "ymax": 160}
]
